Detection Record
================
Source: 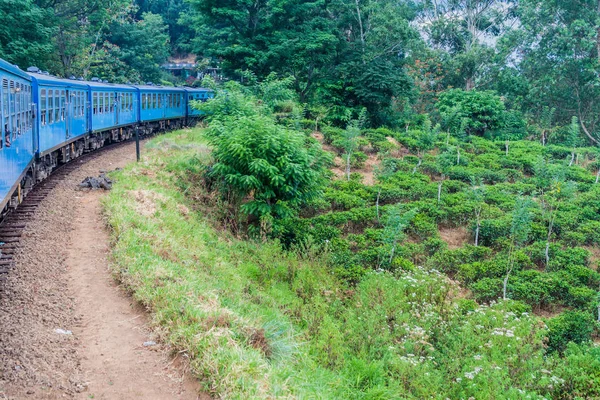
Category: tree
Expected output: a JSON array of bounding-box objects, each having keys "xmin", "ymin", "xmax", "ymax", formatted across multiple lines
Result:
[
  {"xmin": 468, "ymin": 177, "xmax": 486, "ymax": 247},
  {"xmin": 436, "ymin": 89, "xmax": 510, "ymax": 137},
  {"xmin": 200, "ymin": 84, "xmax": 328, "ymax": 227},
  {"xmin": 339, "ymin": 110, "xmax": 367, "ymax": 181},
  {"xmin": 416, "ymin": 0, "xmax": 518, "ymax": 90},
  {"xmin": 380, "ymin": 207, "xmax": 418, "ymax": 268},
  {"xmin": 566, "ymin": 116, "xmax": 581, "ymax": 167},
  {"xmin": 103, "ymin": 12, "xmax": 170, "ymax": 83},
  {"xmin": 518, "ymin": 0, "xmax": 600, "ymax": 144},
  {"xmin": 503, "ymin": 196, "xmax": 533, "ymax": 300},
  {"xmin": 0, "ymin": 0, "xmax": 55, "ymax": 69}
]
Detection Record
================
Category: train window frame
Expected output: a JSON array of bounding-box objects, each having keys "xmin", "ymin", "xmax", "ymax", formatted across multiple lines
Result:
[
  {"xmin": 48, "ymin": 89, "xmax": 54, "ymax": 124},
  {"xmin": 1, "ymin": 79, "xmax": 7, "ymax": 148},
  {"xmin": 8, "ymin": 80, "xmax": 14, "ymax": 136},
  {"xmin": 41, "ymin": 89, "xmax": 46, "ymax": 126},
  {"xmin": 54, "ymin": 91, "xmax": 60, "ymax": 123},
  {"xmin": 93, "ymin": 92, "xmax": 97, "ymax": 115},
  {"xmin": 60, "ymin": 90, "xmax": 66, "ymax": 121}
]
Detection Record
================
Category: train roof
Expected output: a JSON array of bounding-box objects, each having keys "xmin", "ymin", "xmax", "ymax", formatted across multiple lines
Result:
[
  {"xmin": 25, "ymin": 69, "xmax": 213, "ymax": 94},
  {"xmin": 28, "ymin": 72, "xmax": 139, "ymax": 91},
  {"xmin": 28, "ymin": 72, "xmax": 92, "ymax": 89},
  {"xmin": 0, "ymin": 59, "xmax": 32, "ymax": 81},
  {"xmin": 133, "ymin": 85, "xmax": 186, "ymax": 92},
  {"xmin": 184, "ymin": 87, "xmax": 212, "ymax": 92}
]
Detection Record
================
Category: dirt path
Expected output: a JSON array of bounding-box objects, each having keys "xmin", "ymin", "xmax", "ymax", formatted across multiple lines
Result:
[{"xmin": 0, "ymin": 141, "xmax": 207, "ymax": 399}]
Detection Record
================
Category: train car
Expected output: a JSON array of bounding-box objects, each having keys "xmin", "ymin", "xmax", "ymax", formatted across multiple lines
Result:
[
  {"xmin": 184, "ymin": 88, "xmax": 213, "ymax": 119},
  {"xmin": 136, "ymin": 85, "xmax": 187, "ymax": 133},
  {"xmin": 28, "ymin": 70, "xmax": 90, "ymax": 175},
  {"xmin": 0, "ymin": 60, "xmax": 35, "ymax": 215},
  {"xmin": 88, "ymin": 80, "xmax": 138, "ymax": 141}
]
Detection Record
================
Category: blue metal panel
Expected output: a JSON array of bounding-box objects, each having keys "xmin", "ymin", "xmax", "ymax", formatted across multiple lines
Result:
[
  {"xmin": 0, "ymin": 64, "xmax": 35, "ymax": 211},
  {"xmin": 30, "ymin": 74, "xmax": 90, "ymax": 155}
]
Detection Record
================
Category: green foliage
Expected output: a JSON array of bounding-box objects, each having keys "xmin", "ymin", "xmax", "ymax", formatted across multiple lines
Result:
[
  {"xmin": 437, "ymin": 89, "xmax": 520, "ymax": 137},
  {"xmin": 547, "ymin": 311, "xmax": 596, "ymax": 354},
  {"xmin": 201, "ymin": 84, "xmax": 328, "ymax": 224}
]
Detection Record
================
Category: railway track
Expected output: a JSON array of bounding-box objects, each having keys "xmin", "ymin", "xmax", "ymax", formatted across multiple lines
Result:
[{"xmin": 0, "ymin": 140, "xmax": 130, "ymax": 286}]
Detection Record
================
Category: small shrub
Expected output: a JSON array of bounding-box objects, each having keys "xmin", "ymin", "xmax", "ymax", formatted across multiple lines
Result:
[{"xmin": 547, "ymin": 311, "xmax": 595, "ymax": 353}]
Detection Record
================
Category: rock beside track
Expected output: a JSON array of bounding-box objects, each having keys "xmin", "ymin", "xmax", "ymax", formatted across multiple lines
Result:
[{"xmin": 77, "ymin": 173, "xmax": 112, "ymax": 190}]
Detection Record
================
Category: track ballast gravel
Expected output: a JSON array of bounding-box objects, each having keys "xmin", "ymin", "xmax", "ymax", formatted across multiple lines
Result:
[{"xmin": 0, "ymin": 141, "xmax": 203, "ymax": 399}]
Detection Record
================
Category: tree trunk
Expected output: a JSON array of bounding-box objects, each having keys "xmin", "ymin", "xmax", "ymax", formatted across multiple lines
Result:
[
  {"xmin": 596, "ymin": 168, "xmax": 600, "ymax": 184},
  {"xmin": 503, "ymin": 264, "xmax": 512, "ymax": 300},
  {"xmin": 542, "ymin": 130, "xmax": 546, "ymax": 146},
  {"xmin": 413, "ymin": 156, "xmax": 422, "ymax": 175},
  {"xmin": 355, "ymin": 0, "xmax": 366, "ymax": 63},
  {"xmin": 475, "ymin": 218, "xmax": 480, "ymax": 247},
  {"xmin": 505, "ymin": 141, "xmax": 509, "ymax": 156},
  {"xmin": 569, "ymin": 151, "xmax": 575, "ymax": 166},
  {"xmin": 389, "ymin": 241, "xmax": 397, "ymax": 264},
  {"xmin": 346, "ymin": 153, "xmax": 351, "ymax": 181},
  {"xmin": 376, "ymin": 188, "xmax": 381, "ymax": 223},
  {"xmin": 466, "ymin": 77, "xmax": 475, "ymax": 91},
  {"xmin": 446, "ymin": 131, "xmax": 450, "ymax": 145},
  {"xmin": 545, "ymin": 241, "xmax": 550, "ymax": 269},
  {"xmin": 457, "ymin": 149, "xmax": 461, "ymax": 165},
  {"xmin": 437, "ymin": 181, "xmax": 443, "ymax": 203}
]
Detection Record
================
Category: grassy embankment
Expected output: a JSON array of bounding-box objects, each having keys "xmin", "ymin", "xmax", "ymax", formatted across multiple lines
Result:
[{"xmin": 103, "ymin": 128, "xmax": 599, "ymax": 399}]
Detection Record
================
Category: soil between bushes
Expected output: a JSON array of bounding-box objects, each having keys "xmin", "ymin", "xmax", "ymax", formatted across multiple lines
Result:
[{"xmin": 0, "ymin": 141, "xmax": 206, "ymax": 399}]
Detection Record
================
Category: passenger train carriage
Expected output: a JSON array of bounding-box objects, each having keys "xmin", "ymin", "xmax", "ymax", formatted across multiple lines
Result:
[{"xmin": 0, "ymin": 59, "xmax": 212, "ymax": 216}]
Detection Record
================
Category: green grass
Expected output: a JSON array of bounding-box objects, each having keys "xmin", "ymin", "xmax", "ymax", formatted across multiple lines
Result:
[{"xmin": 103, "ymin": 128, "xmax": 600, "ymax": 399}]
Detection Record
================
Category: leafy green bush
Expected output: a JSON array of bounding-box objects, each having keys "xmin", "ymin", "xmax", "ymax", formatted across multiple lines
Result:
[
  {"xmin": 547, "ymin": 311, "xmax": 595, "ymax": 353},
  {"xmin": 437, "ymin": 89, "xmax": 521, "ymax": 137}
]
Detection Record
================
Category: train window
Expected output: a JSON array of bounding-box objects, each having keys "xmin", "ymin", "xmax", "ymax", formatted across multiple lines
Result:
[
  {"xmin": 92, "ymin": 93, "xmax": 97, "ymax": 115},
  {"xmin": 2, "ymin": 80, "xmax": 8, "ymax": 147},
  {"xmin": 141, "ymin": 94, "xmax": 146, "ymax": 110},
  {"xmin": 14, "ymin": 83, "xmax": 20, "ymax": 137},
  {"xmin": 53, "ymin": 91, "xmax": 59, "ymax": 122},
  {"xmin": 99, "ymin": 93, "xmax": 104, "ymax": 114},
  {"xmin": 60, "ymin": 90, "xmax": 65, "ymax": 121},
  {"xmin": 40, "ymin": 89, "xmax": 46, "ymax": 126},
  {"xmin": 48, "ymin": 89, "xmax": 54, "ymax": 124},
  {"xmin": 1, "ymin": 80, "xmax": 7, "ymax": 148},
  {"xmin": 109, "ymin": 94, "xmax": 114, "ymax": 112},
  {"xmin": 18, "ymin": 83, "xmax": 23, "ymax": 135}
]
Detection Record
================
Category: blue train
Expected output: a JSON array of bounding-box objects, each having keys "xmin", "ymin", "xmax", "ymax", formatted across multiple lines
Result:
[{"xmin": 0, "ymin": 59, "xmax": 212, "ymax": 216}]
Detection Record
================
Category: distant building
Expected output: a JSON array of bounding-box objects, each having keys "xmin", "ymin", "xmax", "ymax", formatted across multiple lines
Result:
[
  {"xmin": 161, "ymin": 55, "xmax": 223, "ymax": 83},
  {"xmin": 161, "ymin": 56, "xmax": 198, "ymax": 80}
]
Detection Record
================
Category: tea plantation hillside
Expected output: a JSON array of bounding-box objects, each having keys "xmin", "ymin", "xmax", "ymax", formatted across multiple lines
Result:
[{"xmin": 277, "ymin": 125, "xmax": 600, "ymax": 321}]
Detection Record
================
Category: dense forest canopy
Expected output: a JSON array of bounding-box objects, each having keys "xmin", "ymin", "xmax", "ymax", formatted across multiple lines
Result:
[
  {"xmin": 1, "ymin": 0, "xmax": 599, "ymax": 142},
  {"xmin": 0, "ymin": 0, "xmax": 598, "ymax": 143}
]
